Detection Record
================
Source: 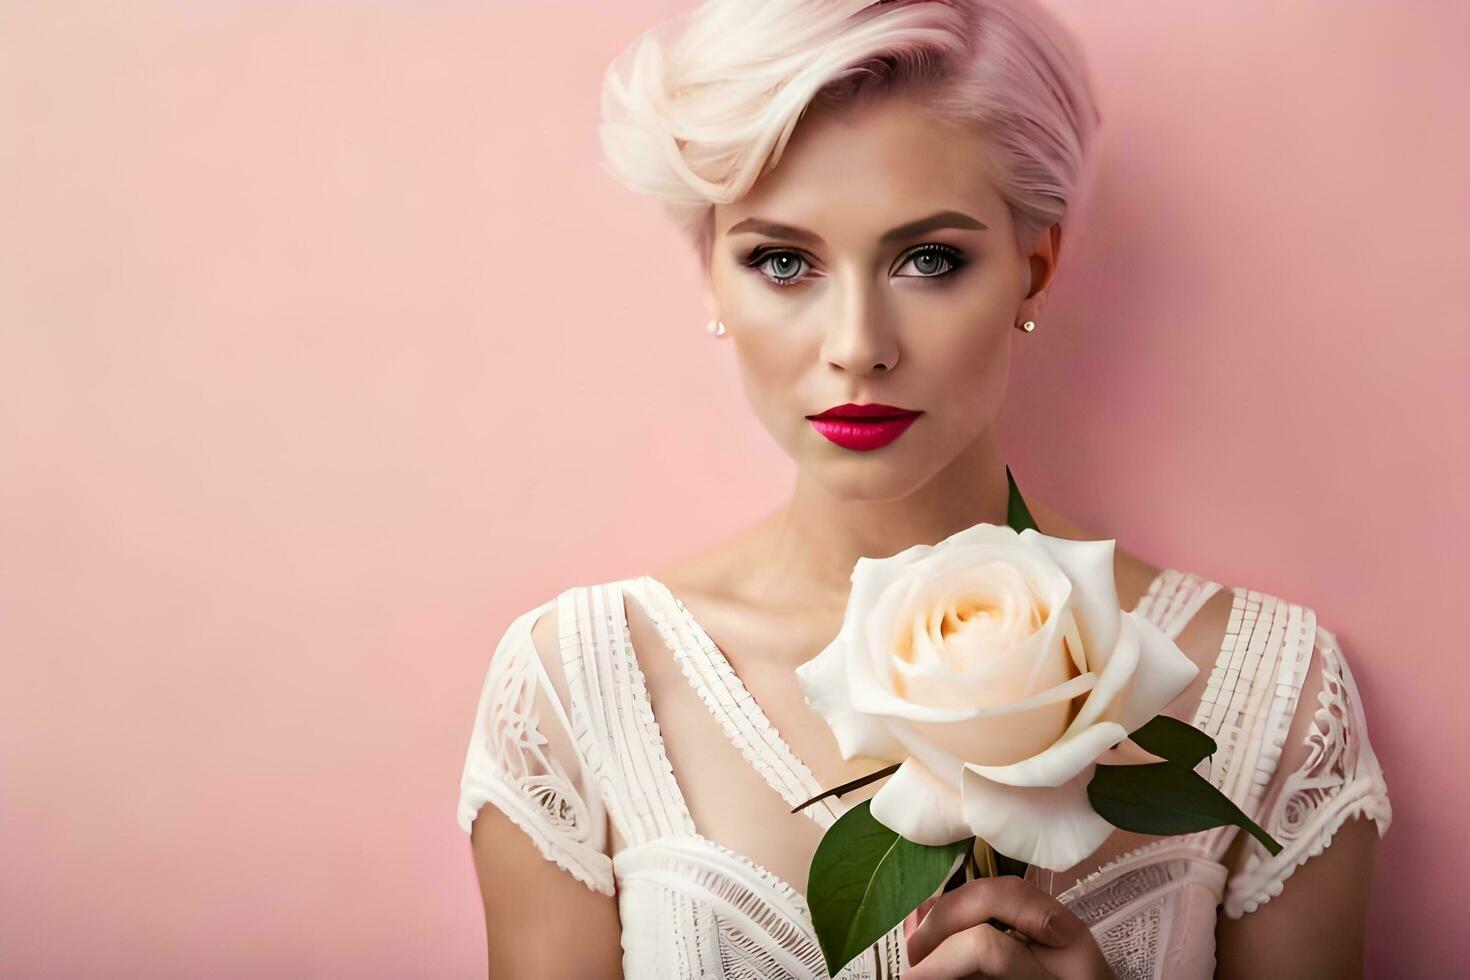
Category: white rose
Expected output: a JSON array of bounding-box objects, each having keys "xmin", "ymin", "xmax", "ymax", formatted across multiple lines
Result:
[{"xmin": 794, "ymin": 523, "xmax": 1200, "ymax": 872}]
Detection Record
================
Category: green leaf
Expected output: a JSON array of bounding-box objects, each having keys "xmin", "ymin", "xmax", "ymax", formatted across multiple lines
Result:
[
  {"xmin": 1088, "ymin": 762, "xmax": 1282, "ymax": 857},
  {"xmin": 1006, "ymin": 465, "xmax": 1038, "ymax": 533},
  {"xmin": 1127, "ymin": 715, "xmax": 1217, "ymax": 769},
  {"xmin": 807, "ymin": 801, "xmax": 971, "ymax": 977}
]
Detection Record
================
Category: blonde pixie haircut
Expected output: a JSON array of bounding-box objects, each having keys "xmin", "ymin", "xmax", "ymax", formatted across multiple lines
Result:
[{"xmin": 597, "ymin": 0, "xmax": 1102, "ymax": 271}]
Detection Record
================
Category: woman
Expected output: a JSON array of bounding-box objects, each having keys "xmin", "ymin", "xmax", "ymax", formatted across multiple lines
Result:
[{"xmin": 457, "ymin": 1, "xmax": 1393, "ymax": 976}]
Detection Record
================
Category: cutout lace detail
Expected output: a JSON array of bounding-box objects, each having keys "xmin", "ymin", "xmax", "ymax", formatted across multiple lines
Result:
[
  {"xmin": 1096, "ymin": 895, "xmax": 1164, "ymax": 980},
  {"xmin": 1069, "ymin": 859, "xmax": 1190, "ymax": 926},
  {"xmin": 1222, "ymin": 625, "xmax": 1393, "ymax": 916},
  {"xmin": 457, "ymin": 599, "xmax": 616, "ymax": 896}
]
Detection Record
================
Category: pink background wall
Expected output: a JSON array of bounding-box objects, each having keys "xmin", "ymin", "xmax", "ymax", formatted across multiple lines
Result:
[{"xmin": 1, "ymin": 1, "xmax": 1462, "ymax": 976}]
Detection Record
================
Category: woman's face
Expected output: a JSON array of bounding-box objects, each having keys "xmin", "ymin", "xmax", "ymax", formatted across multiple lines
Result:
[{"xmin": 707, "ymin": 90, "xmax": 1058, "ymax": 500}]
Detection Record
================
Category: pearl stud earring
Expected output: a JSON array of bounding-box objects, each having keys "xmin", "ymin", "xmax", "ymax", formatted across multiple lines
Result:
[
  {"xmin": 706, "ymin": 319, "xmax": 727, "ymax": 337},
  {"xmin": 1019, "ymin": 320, "xmax": 1037, "ymax": 332}
]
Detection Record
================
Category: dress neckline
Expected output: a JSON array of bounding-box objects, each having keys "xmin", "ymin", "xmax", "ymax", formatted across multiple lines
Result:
[
  {"xmin": 616, "ymin": 567, "xmax": 1222, "ymax": 919},
  {"xmin": 632, "ymin": 564, "xmax": 1170, "ymax": 811},
  {"xmin": 635, "ymin": 574, "xmax": 843, "ymax": 829},
  {"xmin": 632, "ymin": 564, "xmax": 1193, "ymax": 875}
]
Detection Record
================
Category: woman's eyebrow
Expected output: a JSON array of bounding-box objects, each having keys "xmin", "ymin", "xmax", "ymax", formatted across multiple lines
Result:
[{"xmin": 725, "ymin": 210, "xmax": 988, "ymax": 246}]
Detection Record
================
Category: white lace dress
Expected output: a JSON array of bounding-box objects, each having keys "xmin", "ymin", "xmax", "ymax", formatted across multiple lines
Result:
[{"xmin": 457, "ymin": 569, "xmax": 1392, "ymax": 978}]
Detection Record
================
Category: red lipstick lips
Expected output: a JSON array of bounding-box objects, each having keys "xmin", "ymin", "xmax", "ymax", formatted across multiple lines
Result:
[{"xmin": 805, "ymin": 402, "xmax": 923, "ymax": 451}]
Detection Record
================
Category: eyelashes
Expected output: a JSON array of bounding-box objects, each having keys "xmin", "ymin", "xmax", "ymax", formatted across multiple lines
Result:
[
  {"xmin": 741, "ymin": 243, "xmax": 970, "ymax": 289},
  {"xmin": 744, "ymin": 248, "xmax": 809, "ymax": 287}
]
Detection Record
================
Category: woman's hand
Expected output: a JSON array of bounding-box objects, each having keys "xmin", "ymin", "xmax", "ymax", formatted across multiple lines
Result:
[{"xmin": 902, "ymin": 875, "xmax": 1113, "ymax": 979}]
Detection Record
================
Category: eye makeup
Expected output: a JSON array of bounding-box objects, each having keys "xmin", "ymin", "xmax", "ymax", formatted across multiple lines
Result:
[{"xmin": 739, "ymin": 242, "xmax": 970, "ymax": 289}]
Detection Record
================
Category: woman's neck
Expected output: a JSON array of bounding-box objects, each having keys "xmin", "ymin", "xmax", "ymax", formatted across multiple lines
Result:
[{"xmin": 748, "ymin": 427, "xmax": 1036, "ymax": 611}]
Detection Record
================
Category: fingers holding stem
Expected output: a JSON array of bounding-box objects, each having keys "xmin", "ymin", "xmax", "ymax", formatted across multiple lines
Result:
[
  {"xmin": 907, "ymin": 875, "xmax": 1075, "ymax": 974},
  {"xmin": 941, "ymin": 838, "xmax": 1028, "ymax": 944}
]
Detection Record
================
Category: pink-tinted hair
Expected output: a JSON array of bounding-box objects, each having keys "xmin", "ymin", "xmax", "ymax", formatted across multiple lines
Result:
[{"xmin": 598, "ymin": 0, "xmax": 1102, "ymax": 270}]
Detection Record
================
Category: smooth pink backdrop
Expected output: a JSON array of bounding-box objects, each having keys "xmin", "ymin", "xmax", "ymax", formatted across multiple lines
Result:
[{"xmin": 1, "ymin": 2, "xmax": 1463, "ymax": 976}]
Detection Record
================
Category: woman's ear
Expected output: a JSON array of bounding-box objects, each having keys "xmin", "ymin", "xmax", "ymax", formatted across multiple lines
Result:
[
  {"xmin": 1023, "ymin": 223, "xmax": 1062, "ymax": 313},
  {"xmin": 1014, "ymin": 224, "xmax": 1061, "ymax": 327}
]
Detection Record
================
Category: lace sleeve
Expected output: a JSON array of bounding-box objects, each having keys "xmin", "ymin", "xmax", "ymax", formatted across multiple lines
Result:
[
  {"xmin": 1222, "ymin": 623, "xmax": 1392, "ymax": 918},
  {"xmin": 457, "ymin": 596, "xmax": 617, "ymax": 897}
]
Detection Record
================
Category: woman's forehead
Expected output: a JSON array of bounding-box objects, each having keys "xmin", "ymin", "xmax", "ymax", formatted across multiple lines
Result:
[{"xmin": 716, "ymin": 99, "xmax": 1003, "ymax": 242}]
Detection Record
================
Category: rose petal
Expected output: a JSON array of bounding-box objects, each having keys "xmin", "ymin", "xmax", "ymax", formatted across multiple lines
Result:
[
  {"xmin": 845, "ymin": 525, "xmax": 1081, "ymax": 719},
  {"xmin": 960, "ymin": 761, "xmax": 1115, "ymax": 871},
  {"xmin": 884, "ymin": 719, "xmax": 968, "ymax": 785},
  {"xmin": 1057, "ymin": 608, "xmax": 1088, "ymax": 681},
  {"xmin": 964, "ymin": 720, "xmax": 1128, "ymax": 788},
  {"xmin": 932, "ymin": 521, "xmax": 1022, "ymax": 550},
  {"xmin": 836, "ymin": 554, "xmax": 919, "ymax": 713},
  {"xmin": 889, "ymin": 605, "xmax": 1079, "ymax": 711},
  {"xmin": 1113, "ymin": 610, "xmax": 1199, "ymax": 734},
  {"xmin": 1015, "ymin": 584, "xmax": 1074, "ymax": 700},
  {"xmin": 1020, "ymin": 530, "xmax": 1123, "ymax": 669},
  {"xmin": 1061, "ymin": 613, "xmax": 1141, "ymax": 739},
  {"xmin": 863, "ymin": 571, "xmax": 920, "ymax": 695},
  {"xmin": 921, "ymin": 527, "xmax": 1076, "ymax": 618},
  {"xmin": 913, "ymin": 704, "xmax": 1066, "ymax": 768},
  {"xmin": 896, "ymin": 671, "xmax": 1096, "ymax": 766},
  {"xmin": 852, "ymin": 659, "xmax": 1098, "ymax": 724},
  {"xmin": 869, "ymin": 756, "xmax": 974, "ymax": 846},
  {"xmin": 900, "ymin": 561, "xmax": 1042, "ymax": 678},
  {"xmin": 794, "ymin": 640, "xmax": 907, "ymax": 763},
  {"xmin": 1095, "ymin": 736, "xmax": 1169, "ymax": 766},
  {"xmin": 912, "ymin": 532, "xmax": 1078, "ymax": 702},
  {"xmin": 849, "ymin": 576, "xmax": 1089, "ymax": 723},
  {"xmin": 825, "ymin": 707, "xmax": 908, "ymax": 763}
]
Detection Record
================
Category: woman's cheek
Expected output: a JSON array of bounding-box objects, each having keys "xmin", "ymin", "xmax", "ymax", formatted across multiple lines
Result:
[
  {"xmin": 731, "ymin": 334, "xmax": 807, "ymax": 445},
  {"xmin": 930, "ymin": 311, "xmax": 1014, "ymax": 421}
]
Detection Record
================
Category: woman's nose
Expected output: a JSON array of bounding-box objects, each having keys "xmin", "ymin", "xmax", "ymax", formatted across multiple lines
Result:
[{"xmin": 818, "ymin": 280, "xmax": 900, "ymax": 374}]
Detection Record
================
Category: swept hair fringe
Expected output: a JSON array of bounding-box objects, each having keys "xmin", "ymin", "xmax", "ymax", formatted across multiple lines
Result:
[{"xmin": 598, "ymin": 0, "xmax": 1102, "ymax": 268}]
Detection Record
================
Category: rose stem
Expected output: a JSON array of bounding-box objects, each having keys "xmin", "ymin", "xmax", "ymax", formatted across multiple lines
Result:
[{"xmin": 788, "ymin": 763, "xmax": 900, "ymax": 813}]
